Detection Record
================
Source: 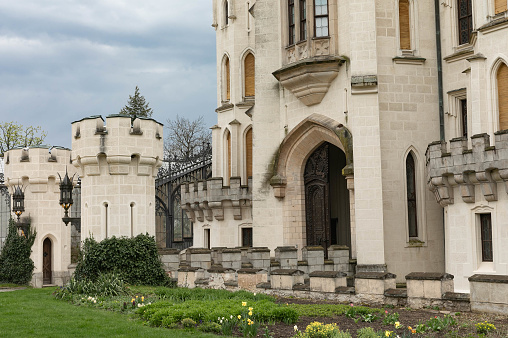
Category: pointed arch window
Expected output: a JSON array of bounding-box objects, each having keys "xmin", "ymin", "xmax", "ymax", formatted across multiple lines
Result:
[
  {"xmin": 246, "ymin": 128, "xmax": 253, "ymax": 178},
  {"xmin": 399, "ymin": 0, "xmax": 411, "ymax": 50},
  {"xmin": 458, "ymin": 0, "xmax": 473, "ymax": 45},
  {"xmin": 224, "ymin": 0, "xmax": 229, "ymax": 26},
  {"xmin": 244, "ymin": 53, "xmax": 255, "ymax": 98},
  {"xmin": 224, "ymin": 57, "xmax": 231, "ymax": 101},
  {"xmin": 498, "ymin": 62, "xmax": 508, "ymax": 131},
  {"xmin": 406, "ymin": 152, "xmax": 418, "ymax": 238},
  {"xmin": 226, "ymin": 130, "xmax": 232, "ymax": 179}
]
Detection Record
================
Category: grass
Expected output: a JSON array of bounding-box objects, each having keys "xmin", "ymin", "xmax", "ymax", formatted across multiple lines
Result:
[
  {"xmin": 0, "ymin": 283, "xmax": 24, "ymax": 288},
  {"xmin": 0, "ymin": 287, "xmax": 222, "ymax": 337}
]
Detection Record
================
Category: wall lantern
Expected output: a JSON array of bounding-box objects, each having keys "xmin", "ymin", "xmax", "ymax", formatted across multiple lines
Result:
[
  {"xmin": 58, "ymin": 170, "xmax": 80, "ymax": 229},
  {"xmin": 12, "ymin": 184, "xmax": 25, "ymax": 222}
]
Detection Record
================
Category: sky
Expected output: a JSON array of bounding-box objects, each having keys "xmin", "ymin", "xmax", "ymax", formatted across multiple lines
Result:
[{"xmin": 0, "ymin": 0, "xmax": 217, "ymax": 149}]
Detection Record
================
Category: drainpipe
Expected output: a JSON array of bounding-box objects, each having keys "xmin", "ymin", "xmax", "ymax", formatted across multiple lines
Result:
[{"xmin": 435, "ymin": 0, "xmax": 445, "ymax": 141}]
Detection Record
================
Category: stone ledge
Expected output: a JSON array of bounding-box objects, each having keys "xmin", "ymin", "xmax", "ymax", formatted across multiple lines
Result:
[
  {"xmin": 406, "ymin": 272, "xmax": 454, "ymax": 281},
  {"xmin": 271, "ymin": 269, "xmax": 305, "ymax": 276},
  {"xmin": 178, "ymin": 266, "xmax": 201, "ymax": 272},
  {"xmin": 256, "ymin": 282, "xmax": 272, "ymax": 289},
  {"xmin": 195, "ymin": 278, "xmax": 209, "ymax": 285},
  {"xmin": 384, "ymin": 288, "xmax": 407, "ymax": 298},
  {"xmin": 275, "ymin": 246, "xmax": 298, "ymax": 252},
  {"xmin": 443, "ymin": 292, "xmax": 470, "ymax": 302},
  {"xmin": 158, "ymin": 248, "xmax": 180, "ymax": 255},
  {"xmin": 249, "ymin": 247, "xmax": 270, "ymax": 252},
  {"xmin": 207, "ymin": 267, "xmax": 235, "ymax": 273},
  {"xmin": 309, "ymin": 271, "xmax": 347, "ymax": 278},
  {"xmin": 328, "ymin": 245, "xmax": 349, "ymax": 250},
  {"xmin": 224, "ymin": 281, "xmax": 238, "ymax": 287},
  {"xmin": 335, "ymin": 286, "xmax": 355, "ymax": 294},
  {"xmin": 468, "ymin": 274, "xmax": 508, "ymax": 284},
  {"xmin": 304, "ymin": 246, "xmax": 325, "ymax": 251},
  {"xmin": 293, "ymin": 283, "xmax": 310, "ymax": 291},
  {"xmin": 355, "ymin": 272, "xmax": 396, "ymax": 280},
  {"xmin": 238, "ymin": 268, "xmax": 266, "ymax": 274},
  {"xmin": 187, "ymin": 248, "xmax": 212, "ymax": 254}
]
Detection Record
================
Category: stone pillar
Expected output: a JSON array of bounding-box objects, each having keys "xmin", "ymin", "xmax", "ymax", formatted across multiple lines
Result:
[
  {"xmin": 469, "ymin": 274, "xmax": 508, "ymax": 315},
  {"xmin": 275, "ymin": 246, "xmax": 298, "ymax": 269},
  {"xmin": 345, "ymin": 175, "xmax": 356, "ymax": 259},
  {"xmin": 302, "ymin": 246, "xmax": 325, "ymax": 272},
  {"xmin": 159, "ymin": 248, "xmax": 181, "ymax": 279},
  {"xmin": 406, "ymin": 272, "xmax": 454, "ymax": 309},
  {"xmin": 238, "ymin": 268, "xmax": 268, "ymax": 291},
  {"xmin": 355, "ymin": 272, "xmax": 396, "ymax": 296},
  {"xmin": 309, "ymin": 271, "xmax": 347, "ymax": 293},
  {"xmin": 187, "ymin": 248, "xmax": 212, "ymax": 270},
  {"xmin": 248, "ymin": 247, "xmax": 271, "ymax": 269},
  {"xmin": 328, "ymin": 245, "xmax": 350, "ymax": 273},
  {"xmin": 270, "ymin": 269, "xmax": 305, "ymax": 290},
  {"xmin": 222, "ymin": 248, "xmax": 242, "ymax": 270}
]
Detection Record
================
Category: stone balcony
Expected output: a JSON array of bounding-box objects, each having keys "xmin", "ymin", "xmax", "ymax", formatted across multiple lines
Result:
[
  {"xmin": 426, "ymin": 131, "xmax": 508, "ymax": 206},
  {"xmin": 180, "ymin": 176, "xmax": 252, "ymax": 222}
]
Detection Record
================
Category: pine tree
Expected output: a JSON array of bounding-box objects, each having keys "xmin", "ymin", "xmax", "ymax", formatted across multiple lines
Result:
[{"xmin": 119, "ymin": 86, "xmax": 153, "ymax": 118}]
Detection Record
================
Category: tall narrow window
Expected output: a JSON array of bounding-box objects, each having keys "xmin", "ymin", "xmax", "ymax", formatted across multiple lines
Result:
[
  {"xmin": 495, "ymin": 0, "xmax": 507, "ymax": 14},
  {"xmin": 289, "ymin": 0, "xmax": 296, "ymax": 45},
  {"xmin": 242, "ymin": 228, "xmax": 253, "ymax": 247},
  {"xmin": 460, "ymin": 99, "xmax": 468, "ymax": 137},
  {"xmin": 104, "ymin": 203, "xmax": 109, "ymax": 238},
  {"xmin": 406, "ymin": 152, "xmax": 418, "ymax": 238},
  {"xmin": 399, "ymin": 0, "xmax": 411, "ymax": 50},
  {"xmin": 227, "ymin": 130, "xmax": 232, "ymax": 179},
  {"xmin": 314, "ymin": 0, "xmax": 328, "ymax": 37},
  {"xmin": 204, "ymin": 228, "xmax": 211, "ymax": 249},
  {"xmin": 300, "ymin": 0, "xmax": 307, "ymax": 41},
  {"xmin": 225, "ymin": 1, "xmax": 229, "ymax": 26},
  {"xmin": 225, "ymin": 57, "xmax": 231, "ymax": 101},
  {"xmin": 130, "ymin": 203, "xmax": 134, "ymax": 238},
  {"xmin": 458, "ymin": 0, "xmax": 473, "ymax": 45},
  {"xmin": 244, "ymin": 53, "xmax": 255, "ymax": 98},
  {"xmin": 498, "ymin": 62, "xmax": 508, "ymax": 130},
  {"xmin": 246, "ymin": 128, "xmax": 253, "ymax": 178},
  {"xmin": 480, "ymin": 214, "xmax": 493, "ymax": 262}
]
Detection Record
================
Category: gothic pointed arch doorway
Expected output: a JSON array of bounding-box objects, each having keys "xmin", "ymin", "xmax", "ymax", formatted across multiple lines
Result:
[{"xmin": 304, "ymin": 142, "xmax": 350, "ymax": 253}]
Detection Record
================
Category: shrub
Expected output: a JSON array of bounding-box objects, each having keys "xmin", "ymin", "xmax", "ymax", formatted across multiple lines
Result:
[
  {"xmin": 181, "ymin": 318, "xmax": 196, "ymax": 328},
  {"xmin": 73, "ymin": 234, "xmax": 169, "ymax": 286},
  {"xmin": 198, "ymin": 322, "xmax": 222, "ymax": 333},
  {"xmin": 54, "ymin": 272, "xmax": 127, "ymax": 298},
  {"xmin": 294, "ymin": 322, "xmax": 350, "ymax": 338},
  {"xmin": 475, "ymin": 321, "xmax": 496, "ymax": 334},
  {"xmin": 0, "ymin": 220, "xmax": 36, "ymax": 285},
  {"xmin": 356, "ymin": 327, "xmax": 380, "ymax": 338}
]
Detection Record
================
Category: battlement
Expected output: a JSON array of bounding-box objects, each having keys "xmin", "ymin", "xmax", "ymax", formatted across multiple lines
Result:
[
  {"xmin": 426, "ymin": 130, "xmax": 508, "ymax": 206},
  {"xmin": 4, "ymin": 146, "xmax": 74, "ymax": 190},
  {"xmin": 71, "ymin": 115, "xmax": 163, "ymax": 177}
]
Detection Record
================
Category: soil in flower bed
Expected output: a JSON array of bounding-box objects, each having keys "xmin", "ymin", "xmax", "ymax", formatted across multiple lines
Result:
[{"xmin": 232, "ymin": 297, "xmax": 508, "ymax": 337}]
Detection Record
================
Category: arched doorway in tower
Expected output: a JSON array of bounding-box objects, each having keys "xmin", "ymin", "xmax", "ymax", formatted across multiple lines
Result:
[
  {"xmin": 43, "ymin": 238, "xmax": 52, "ymax": 285},
  {"xmin": 304, "ymin": 142, "xmax": 350, "ymax": 253}
]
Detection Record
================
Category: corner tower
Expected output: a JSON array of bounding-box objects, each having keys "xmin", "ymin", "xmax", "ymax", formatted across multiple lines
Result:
[{"xmin": 71, "ymin": 115, "xmax": 163, "ymax": 241}]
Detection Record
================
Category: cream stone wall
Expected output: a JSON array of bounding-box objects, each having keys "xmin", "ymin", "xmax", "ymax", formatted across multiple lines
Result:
[
  {"xmin": 4, "ymin": 146, "xmax": 77, "ymax": 287},
  {"xmin": 71, "ymin": 115, "xmax": 163, "ymax": 241}
]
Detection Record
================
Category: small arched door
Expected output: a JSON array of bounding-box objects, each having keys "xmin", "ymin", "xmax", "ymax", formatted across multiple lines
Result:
[{"xmin": 43, "ymin": 238, "xmax": 52, "ymax": 285}]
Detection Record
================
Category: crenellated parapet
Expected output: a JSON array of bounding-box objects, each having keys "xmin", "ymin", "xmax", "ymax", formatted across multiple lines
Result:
[
  {"xmin": 71, "ymin": 114, "xmax": 164, "ymax": 241},
  {"xmin": 71, "ymin": 115, "xmax": 163, "ymax": 177},
  {"xmin": 181, "ymin": 176, "xmax": 252, "ymax": 222},
  {"xmin": 426, "ymin": 131, "xmax": 508, "ymax": 206}
]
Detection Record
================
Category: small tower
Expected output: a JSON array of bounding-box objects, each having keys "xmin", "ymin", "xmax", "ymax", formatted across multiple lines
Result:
[
  {"xmin": 71, "ymin": 115, "xmax": 163, "ymax": 241},
  {"xmin": 4, "ymin": 145, "xmax": 76, "ymax": 287}
]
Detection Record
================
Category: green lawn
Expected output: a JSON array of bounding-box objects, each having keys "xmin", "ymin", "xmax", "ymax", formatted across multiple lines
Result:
[{"xmin": 0, "ymin": 287, "xmax": 220, "ymax": 337}]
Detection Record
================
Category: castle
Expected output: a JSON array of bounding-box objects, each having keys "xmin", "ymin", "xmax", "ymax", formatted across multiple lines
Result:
[{"xmin": 181, "ymin": 0, "xmax": 508, "ymax": 294}]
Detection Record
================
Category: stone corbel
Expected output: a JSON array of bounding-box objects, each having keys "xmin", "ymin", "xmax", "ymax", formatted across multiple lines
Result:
[
  {"xmin": 232, "ymin": 200, "xmax": 242, "ymax": 220},
  {"xmin": 496, "ymin": 169, "xmax": 508, "ymax": 195},
  {"xmin": 454, "ymin": 171, "xmax": 475, "ymax": 203},
  {"xmin": 182, "ymin": 203, "xmax": 196, "ymax": 222},
  {"xmin": 430, "ymin": 175, "xmax": 454, "ymax": 206},
  {"xmin": 199, "ymin": 201, "xmax": 214, "ymax": 221},
  {"xmin": 270, "ymin": 175, "xmax": 287, "ymax": 198},
  {"xmin": 192, "ymin": 202, "xmax": 204, "ymax": 222},
  {"xmin": 476, "ymin": 171, "xmax": 498, "ymax": 202},
  {"xmin": 208, "ymin": 201, "xmax": 224, "ymax": 221}
]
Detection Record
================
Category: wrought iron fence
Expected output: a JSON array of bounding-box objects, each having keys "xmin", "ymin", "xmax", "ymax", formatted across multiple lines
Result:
[{"xmin": 155, "ymin": 144, "xmax": 212, "ymax": 250}]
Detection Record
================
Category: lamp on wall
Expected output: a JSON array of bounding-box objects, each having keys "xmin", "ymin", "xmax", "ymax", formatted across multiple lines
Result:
[
  {"xmin": 12, "ymin": 184, "xmax": 25, "ymax": 222},
  {"xmin": 58, "ymin": 170, "xmax": 80, "ymax": 229}
]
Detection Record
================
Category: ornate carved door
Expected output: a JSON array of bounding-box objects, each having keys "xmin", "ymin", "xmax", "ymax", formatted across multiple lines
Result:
[
  {"xmin": 43, "ymin": 238, "xmax": 52, "ymax": 285},
  {"xmin": 304, "ymin": 143, "xmax": 331, "ymax": 249}
]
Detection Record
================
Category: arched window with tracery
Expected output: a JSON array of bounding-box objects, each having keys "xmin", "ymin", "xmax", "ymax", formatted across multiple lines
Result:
[
  {"xmin": 226, "ymin": 129, "xmax": 232, "ymax": 179},
  {"xmin": 406, "ymin": 151, "xmax": 418, "ymax": 238},
  {"xmin": 244, "ymin": 53, "xmax": 255, "ymax": 98},
  {"xmin": 497, "ymin": 62, "xmax": 508, "ymax": 130},
  {"xmin": 224, "ymin": 56, "xmax": 231, "ymax": 101}
]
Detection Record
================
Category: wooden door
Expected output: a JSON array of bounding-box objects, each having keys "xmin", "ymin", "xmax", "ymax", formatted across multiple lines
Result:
[
  {"xmin": 43, "ymin": 238, "xmax": 52, "ymax": 284},
  {"xmin": 304, "ymin": 143, "xmax": 331, "ymax": 249}
]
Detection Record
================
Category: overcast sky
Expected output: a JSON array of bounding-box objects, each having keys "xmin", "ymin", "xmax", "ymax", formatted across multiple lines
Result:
[{"xmin": 0, "ymin": 1, "xmax": 217, "ymax": 149}]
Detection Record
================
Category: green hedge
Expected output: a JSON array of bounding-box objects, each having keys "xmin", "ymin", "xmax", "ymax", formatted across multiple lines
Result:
[
  {"xmin": 0, "ymin": 219, "xmax": 36, "ymax": 285},
  {"xmin": 73, "ymin": 234, "xmax": 169, "ymax": 286}
]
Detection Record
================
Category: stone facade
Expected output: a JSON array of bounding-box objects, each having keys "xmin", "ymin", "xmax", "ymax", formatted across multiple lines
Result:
[
  {"xmin": 71, "ymin": 115, "xmax": 163, "ymax": 241},
  {"xmin": 4, "ymin": 146, "xmax": 77, "ymax": 287}
]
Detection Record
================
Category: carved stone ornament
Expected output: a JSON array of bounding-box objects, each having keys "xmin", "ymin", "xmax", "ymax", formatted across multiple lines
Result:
[{"xmin": 273, "ymin": 56, "xmax": 345, "ymax": 106}]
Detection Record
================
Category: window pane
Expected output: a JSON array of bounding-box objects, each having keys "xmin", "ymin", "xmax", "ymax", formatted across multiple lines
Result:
[{"xmin": 315, "ymin": 17, "xmax": 328, "ymax": 37}]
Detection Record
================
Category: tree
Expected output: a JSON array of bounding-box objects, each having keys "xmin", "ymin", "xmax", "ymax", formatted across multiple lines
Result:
[
  {"xmin": 0, "ymin": 219, "xmax": 36, "ymax": 285},
  {"xmin": 119, "ymin": 86, "xmax": 153, "ymax": 118},
  {"xmin": 165, "ymin": 115, "xmax": 211, "ymax": 160},
  {"xmin": 0, "ymin": 122, "xmax": 47, "ymax": 156}
]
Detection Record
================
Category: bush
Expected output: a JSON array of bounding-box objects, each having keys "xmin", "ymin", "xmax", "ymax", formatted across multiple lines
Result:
[
  {"xmin": 0, "ymin": 219, "xmax": 36, "ymax": 285},
  {"xmin": 294, "ymin": 322, "xmax": 351, "ymax": 338},
  {"xmin": 54, "ymin": 272, "xmax": 127, "ymax": 299},
  {"xmin": 476, "ymin": 321, "xmax": 496, "ymax": 334},
  {"xmin": 73, "ymin": 234, "xmax": 169, "ymax": 286},
  {"xmin": 356, "ymin": 327, "xmax": 380, "ymax": 338},
  {"xmin": 181, "ymin": 318, "xmax": 196, "ymax": 328},
  {"xmin": 198, "ymin": 322, "xmax": 222, "ymax": 333}
]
